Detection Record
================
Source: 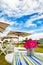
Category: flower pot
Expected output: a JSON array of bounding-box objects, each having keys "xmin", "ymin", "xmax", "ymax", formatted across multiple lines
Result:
[{"xmin": 27, "ymin": 48, "xmax": 34, "ymax": 56}]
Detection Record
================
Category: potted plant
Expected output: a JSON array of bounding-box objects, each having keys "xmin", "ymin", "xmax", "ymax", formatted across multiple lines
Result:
[{"xmin": 24, "ymin": 39, "xmax": 38, "ymax": 56}]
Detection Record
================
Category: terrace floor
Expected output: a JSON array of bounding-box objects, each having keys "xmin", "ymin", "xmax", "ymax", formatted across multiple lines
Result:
[{"xmin": 0, "ymin": 54, "xmax": 11, "ymax": 65}]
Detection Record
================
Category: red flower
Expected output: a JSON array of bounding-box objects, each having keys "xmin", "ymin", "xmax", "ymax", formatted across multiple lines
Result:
[
  {"xmin": 24, "ymin": 42, "xmax": 29, "ymax": 50},
  {"xmin": 24, "ymin": 39, "xmax": 38, "ymax": 50}
]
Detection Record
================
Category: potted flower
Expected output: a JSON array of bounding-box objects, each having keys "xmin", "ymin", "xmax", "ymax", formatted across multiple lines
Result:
[{"xmin": 24, "ymin": 39, "xmax": 38, "ymax": 56}]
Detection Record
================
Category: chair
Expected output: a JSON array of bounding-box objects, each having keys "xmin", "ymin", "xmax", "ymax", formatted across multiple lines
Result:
[
  {"xmin": 14, "ymin": 47, "xmax": 27, "ymax": 53},
  {"xmin": 0, "ymin": 43, "xmax": 14, "ymax": 55},
  {"xmin": 6, "ymin": 44, "xmax": 14, "ymax": 54},
  {"xmin": 0, "ymin": 44, "xmax": 6, "ymax": 55}
]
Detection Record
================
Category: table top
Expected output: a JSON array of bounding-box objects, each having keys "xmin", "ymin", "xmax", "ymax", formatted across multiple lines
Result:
[
  {"xmin": 5, "ymin": 47, "xmax": 27, "ymax": 64},
  {"xmin": 5, "ymin": 53, "xmax": 14, "ymax": 64},
  {"xmin": 5, "ymin": 52, "xmax": 43, "ymax": 64}
]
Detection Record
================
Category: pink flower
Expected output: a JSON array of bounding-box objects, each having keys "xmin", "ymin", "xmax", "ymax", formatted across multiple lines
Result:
[
  {"xmin": 24, "ymin": 42, "xmax": 29, "ymax": 50},
  {"xmin": 24, "ymin": 39, "xmax": 38, "ymax": 50}
]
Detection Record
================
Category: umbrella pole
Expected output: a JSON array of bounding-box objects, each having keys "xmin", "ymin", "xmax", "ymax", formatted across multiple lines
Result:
[{"xmin": 18, "ymin": 35, "xmax": 19, "ymax": 44}]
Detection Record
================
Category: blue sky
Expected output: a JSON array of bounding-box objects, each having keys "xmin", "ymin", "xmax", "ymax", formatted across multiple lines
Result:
[{"xmin": 0, "ymin": 0, "xmax": 43, "ymax": 36}]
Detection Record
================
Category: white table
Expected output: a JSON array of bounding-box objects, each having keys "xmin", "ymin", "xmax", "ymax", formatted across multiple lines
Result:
[
  {"xmin": 5, "ymin": 52, "xmax": 43, "ymax": 64},
  {"xmin": 5, "ymin": 53, "xmax": 14, "ymax": 64},
  {"xmin": 5, "ymin": 47, "xmax": 27, "ymax": 64}
]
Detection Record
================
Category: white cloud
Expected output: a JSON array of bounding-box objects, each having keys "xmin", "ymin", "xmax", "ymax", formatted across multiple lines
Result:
[
  {"xmin": 24, "ymin": 20, "xmax": 37, "ymax": 27},
  {"xmin": 6, "ymin": 27, "xmax": 12, "ymax": 31},
  {"xmin": 29, "ymin": 27, "xmax": 43, "ymax": 34},
  {"xmin": 0, "ymin": 0, "xmax": 43, "ymax": 35},
  {"xmin": 40, "ymin": 26, "xmax": 43, "ymax": 29},
  {"xmin": 2, "ymin": 0, "xmax": 19, "ymax": 9},
  {"xmin": 0, "ymin": 18, "xmax": 10, "ymax": 24},
  {"xmin": 24, "ymin": 14, "xmax": 43, "ymax": 28},
  {"xmin": 27, "ymin": 30, "xmax": 35, "ymax": 33},
  {"xmin": 27, "ymin": 0, "xmax": 39, "ymax": 9},
  {"xmin": 26, "ymin": 32, "xmax": 43, "ymax": 40},
  {"xmin": 0, "ymin": 18, "xmax": 16, "ymax": 25},
  {"xmin": 24, "ymin": 26, "xmax": 43, "ymax": 34},
  {"xmin": 1, "ymin": 0, "xmax": 43, "ymax": 17},
  {"xmin": 9, "ymin": 22, "xmax": 15, "ymax": 25},
  {"xmin": 30, "ymin": 15, "xmax": 43, "ymax": 21},
  {"xmin": 36, "ymin": 21, "xmax": 42, "ymax": 24}
]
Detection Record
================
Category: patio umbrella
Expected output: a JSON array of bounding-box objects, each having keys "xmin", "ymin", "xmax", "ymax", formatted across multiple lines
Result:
[
  {"xmin": 3, "ymin": 35, "xmax": 18, "ymax": 39},
  {"xmin": 7, "ymin": 31, "xmax": 31, "ymax": 37},
  {"xmin": 3, "ymin": 35, "xmax": 18, "ymax": 44},
  {"xmin": 7, "ymin": 31, "xmax": 31, "ymax": 43},
  {"xmin": 0, "ymin": 28, "xmax": 4, "ymax": 32},
  {"xmin": 0, "ymin": 22, "xmax": 9, "ymax": 33}
]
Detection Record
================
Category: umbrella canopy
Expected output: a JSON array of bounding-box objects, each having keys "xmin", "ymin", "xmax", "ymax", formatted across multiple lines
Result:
[
  {"xmin": 0, "ymin": 28, "xmax": 4, "ymax": 32},
  {"xmin": 3, "ymin": 35, "xmax": 18, "ymax": 39},
  {"xmin": 0, "ymin": 22, "xmax": 9, "ymax": 33},
  {"xmin": 7, "ymin": 31, "xmax": 31, "ymax": 43},
  {"xmin": 7, "ymin": 31, "xmax": 31, "ymax": 37}
]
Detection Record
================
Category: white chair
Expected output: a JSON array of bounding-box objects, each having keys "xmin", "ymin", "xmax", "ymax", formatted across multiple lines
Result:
[
  {"xmin": 6, "ymin": 44, "xmax": 14, "ymax": 54},
  {"xmin": 14, "ymin": 47, "xmax": 27, "ymax": 53},
  {"xmin": 0, "ymin": 42, "xmax": 14, "ymax": 55},
  {"xmin": 0, "ymin": 44, "xmax": 6, "ymax": 55}
]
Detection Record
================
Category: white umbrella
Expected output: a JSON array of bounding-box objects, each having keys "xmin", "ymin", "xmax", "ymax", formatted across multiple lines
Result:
[{"xmin": 7, "ymin": 31, "xmax": 31, "ymax": 43}]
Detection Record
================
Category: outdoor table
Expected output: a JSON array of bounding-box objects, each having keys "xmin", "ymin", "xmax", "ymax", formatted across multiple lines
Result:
[
  {"xmin": 5, "ymin": 47, "xmax": 27, "ymax": 64},
  {"xmin": 5, "ymin": 52, "xmax": 43, "ymax": 65},
  {"xmin": 5, "ymin": 53, "xmax": 14, "ymax": 64}
]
